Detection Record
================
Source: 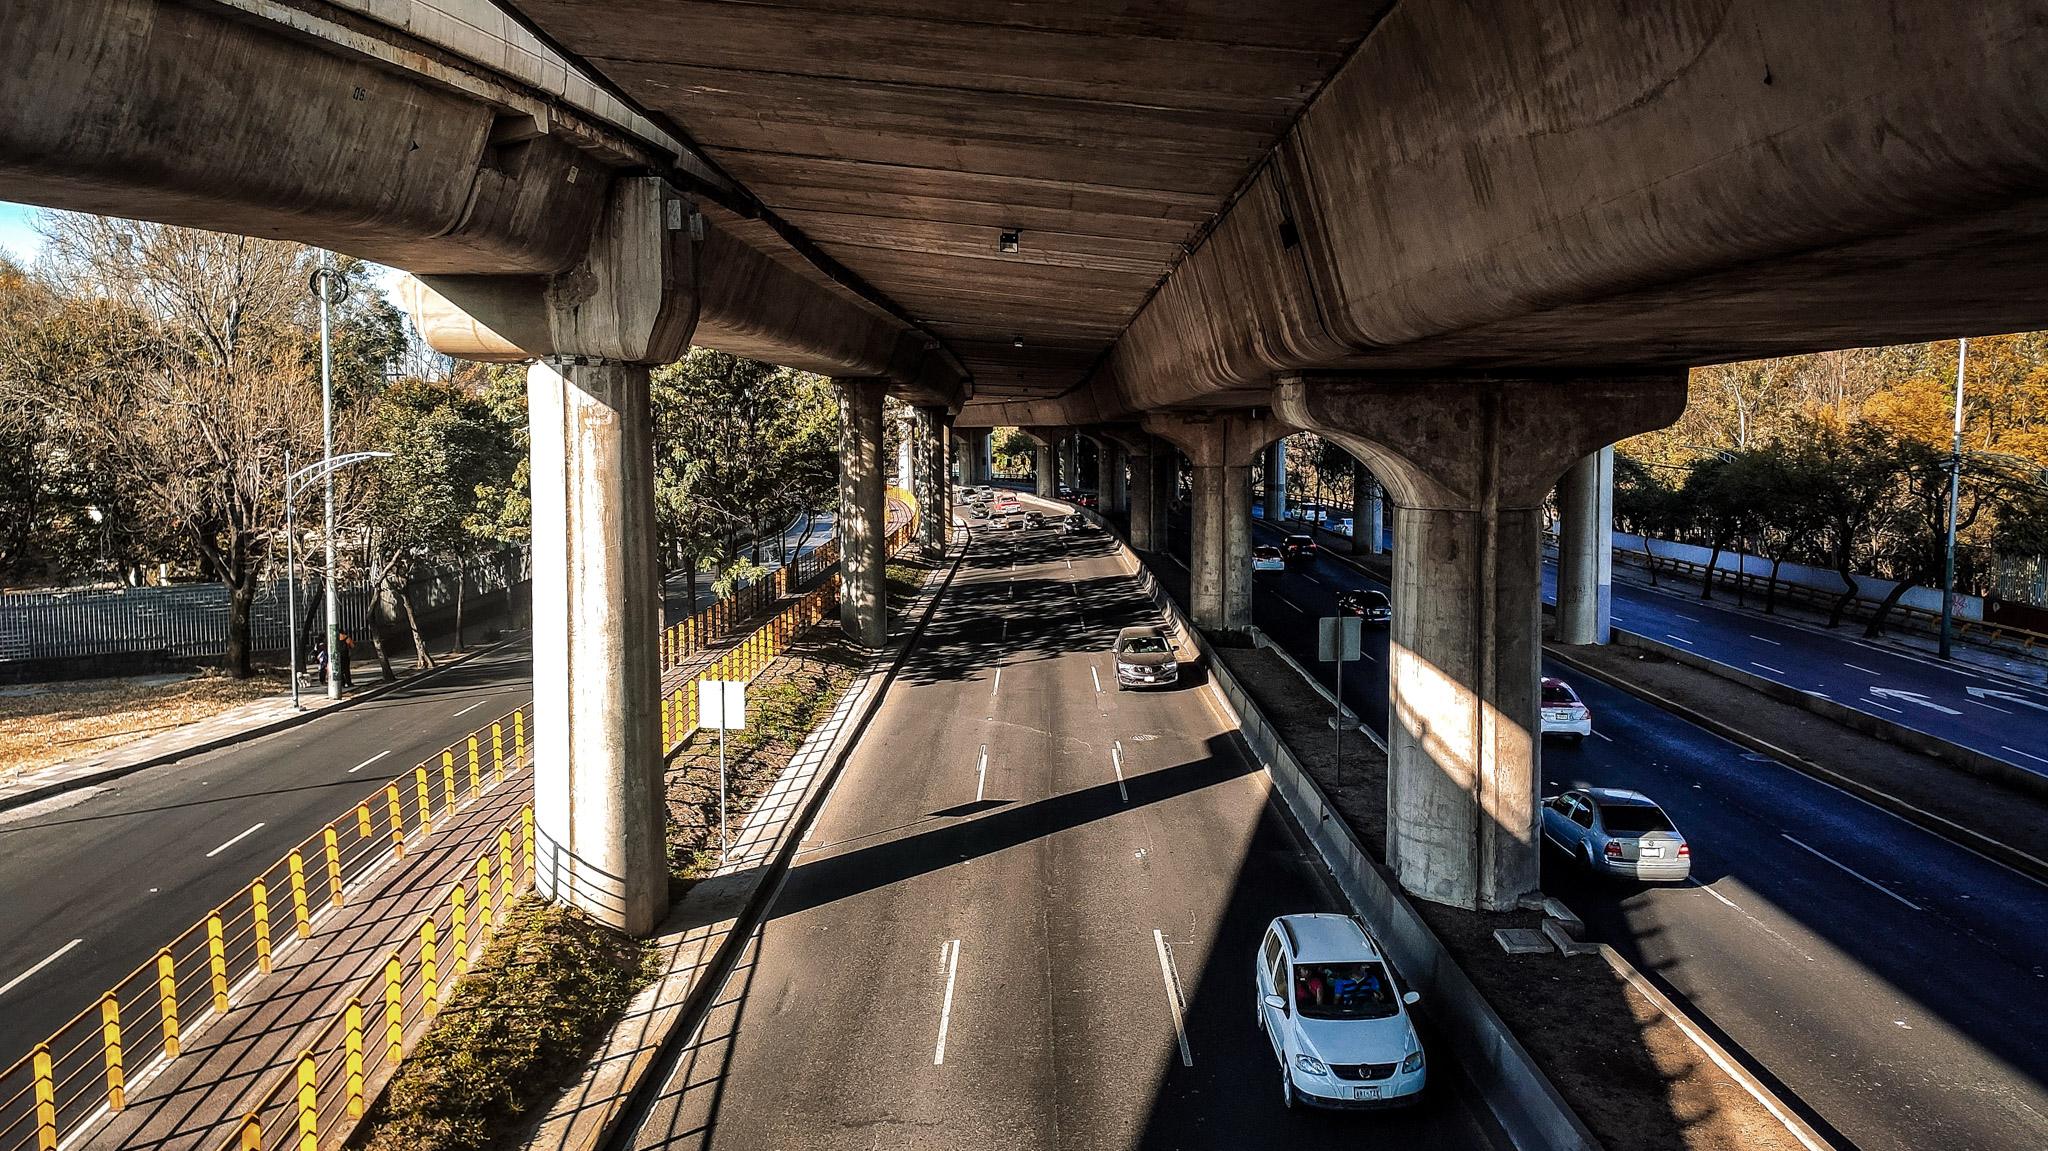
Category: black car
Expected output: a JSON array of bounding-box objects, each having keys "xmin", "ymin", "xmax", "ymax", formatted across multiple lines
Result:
[
  {"xmin": 1284, "ymin": 534, "xmax": 1318, "ymax": 562},
  {"xmin": 1337, "ymin": 589, "xmax": 1392, "ymax": 624}
]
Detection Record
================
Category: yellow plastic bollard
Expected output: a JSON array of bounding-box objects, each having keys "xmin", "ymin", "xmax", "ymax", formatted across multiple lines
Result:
[
  {"xmin": 238, "ymin": 1114, "xmax": 261, "ymax": 1151},
  {"xmin": 451, "ymin": 886, "xmax": 469, "ymax": 980},
  {"xmin": 491, "ymin": 721, "xmax": 505, "ymax": 784},
  {"xmin": 158, "ymin": 949, "xmax": 181, "ymax": 1059},
  {"xmin": 522, "ymin": 806, "xmax": 535, "ymax": 873},
  {"xmin": 477, "ymin": 856, "xmax": 494, "ymax": 925},
  {"xmin": 295, "ymin": 1050, "xmax": 319, "ymax": 1151},
  {"xmin": 514, "ymin": 709, "xmax": 526, "ymax": 764},
  {"xmin": 288, "ymin": 851, "xmax": 311, "ymax": 939},
  {"xmin": 661, "ymin": 694, "xmax": 671, "ymax": 749},
  {"xmin": 253, "ymin": 881, "xmax": 272, "ymax": 974},
  {"xmin": 356, "ymin": 803, "xmax": 372, "ymax": 842},
  {"xmin": 102, "ymin": 993, "xmax": 126, "ymax": 1110},
  {"xmin": 440, "ymin": 750, "xmax": 457, "ymax": 814},
  {"xmin": 207, "ymin": 911, "xmax": 230, "ymax": 1015},
  {"xmin": 467, "ymin": 735, "xmax": 481, "ymax": 797},
  {"xmin": 325, "ymin": 827, "xmax": 343, "ymax": 907},
  {"xmin": 420, "ymin": 919, "xmax": 439, "ymax": 1015},
  {"xmin": 498, "ymin": 829, "xmax": 514, "ymax": 910},
  {"xmin": 383, "ymin": 956, "xmax": 404, "ymax": 1065},
  {"xmin": 414, "ymin": 766, "xmax": 432, "ymax": 834},
  {"xmin": 386, "ymin": 783, "xmax": 406, "ymax": 858},
  {"xmin": 31, "ymin": 1043, "xmax": 54, "ymax": 1151},
  {"xmin": 344, "ymin": 999, "xmax": 365, "ymax": 1119}
]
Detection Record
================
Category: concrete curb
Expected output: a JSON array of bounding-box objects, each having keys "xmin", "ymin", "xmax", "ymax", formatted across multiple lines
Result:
[
  {"xmin": 0, "ymin": 638, "xmax": 513, "ymax": 814},
  {"xmin": 555, "ymin": 536, "xmax": 973, "ymax": 1151},
  {"xmin": 1599, "ymin": 627, "xmax": 2048, "ymax": 802},
  {"xmin": 1541, "ymin": 641, "xmax": 2048, "ymax": 885},
  {"xmin": 1101, "ymin": 535, "xmax": 1598, "ymax": 1151}
]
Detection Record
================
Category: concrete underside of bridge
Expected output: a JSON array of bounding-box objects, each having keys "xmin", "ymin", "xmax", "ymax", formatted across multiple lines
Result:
[{"xmin": 7, "ymin": 0, "xmax": 2048, "ymax": 917}]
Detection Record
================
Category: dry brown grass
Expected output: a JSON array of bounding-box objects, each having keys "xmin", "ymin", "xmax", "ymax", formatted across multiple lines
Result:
[{"xmin": 0, "ymin": 669, "xmax": 290, "ymax": 780}]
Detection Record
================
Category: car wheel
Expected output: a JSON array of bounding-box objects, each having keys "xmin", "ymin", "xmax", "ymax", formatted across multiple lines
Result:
[{"xmin": 1280, "ymin": 1065, "xmax": 1296, "ymax": 1110}]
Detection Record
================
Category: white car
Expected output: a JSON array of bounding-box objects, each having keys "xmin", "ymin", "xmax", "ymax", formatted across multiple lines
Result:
[
  {"xmin": 1252, "ymin": 544, "xmax": 1287, "ymax": 573},
  {"xmin": 1541, "ymin": 788, "xmax": 1692, "ymax": 882},
  {"xmin": 1540, "ymin": 677, "xmax": 1592, "ymax": 744},
  {"xmin": 1257, "ymin": 914, "xmax": 1426, "ymax": 1110}
]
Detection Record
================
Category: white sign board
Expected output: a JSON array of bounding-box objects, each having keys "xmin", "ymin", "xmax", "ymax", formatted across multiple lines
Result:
[
  {"xmin": 699, "ymin": 679, "xmax": 747, "ymax": 730},
  {"xmin": 1317, "ymin": 616, "xmax": 1364, "ymax": 663}
]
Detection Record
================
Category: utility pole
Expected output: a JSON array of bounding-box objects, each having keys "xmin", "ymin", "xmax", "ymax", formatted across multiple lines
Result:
[
  {"xmin": 311, "ymin": 254, "xmax": 348, "ymax": 698},
  {"xmin": 1940, "ymin": 337, "xmax": 1967, "ymax": 659}
]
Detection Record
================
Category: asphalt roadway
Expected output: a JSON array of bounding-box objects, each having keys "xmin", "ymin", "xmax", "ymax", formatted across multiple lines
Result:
[
  {"xmin": 0, "ymin": 640, "xmax": 536, "ymax": 1071},
  {"xmin": 1240, "ymin": 517, "xmax": 2048, "ymax": 1151},
  {"xmin": 615, "ymin": 509, "xmax": 1506, "ymax": 1151}
]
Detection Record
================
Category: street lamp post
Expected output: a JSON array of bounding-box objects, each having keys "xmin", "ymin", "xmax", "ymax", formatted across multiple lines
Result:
[
  {"xmin": 311, "ymin": 255, "xmax": 349, "ymax": 699},
  {"xmin": 283, "ymin": 450, "xmax": 392, "ymax": 710},
  {"xmin": 1940, "ymin": 337, "xmax": 1968, "ymax": 660}
]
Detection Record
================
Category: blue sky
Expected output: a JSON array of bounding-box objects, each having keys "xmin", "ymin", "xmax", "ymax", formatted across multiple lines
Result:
[{"xmin": 0, "ymin": 201, "xmax": 43, "ymax": 264}]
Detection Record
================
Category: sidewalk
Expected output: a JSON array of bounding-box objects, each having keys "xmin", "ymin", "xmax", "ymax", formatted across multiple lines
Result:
[{"xmin": 0, "ymin": 622, "xmax": 525, "ymax": 813}]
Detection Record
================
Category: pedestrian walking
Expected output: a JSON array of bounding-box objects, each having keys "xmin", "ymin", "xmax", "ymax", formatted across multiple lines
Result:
[
  {"xmin": 338, "ymin": 629, "xmax": 354, "ymax": 689},
  {"xmin": 314, "ymin": 641, "xmax": 329, "ymax": 685}
]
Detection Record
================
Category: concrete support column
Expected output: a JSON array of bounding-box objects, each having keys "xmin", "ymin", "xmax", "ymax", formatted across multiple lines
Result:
[
  {"xmin": 1352, "ymin": 458, "xmax": 1384, "ymax": 555},
  {"xmin": 1034, "ymin": 440, "xmax": 1057, "ymax": 498},
  {"xmin": 895, "ymin": 431, "xmax": 915, "ymax": 491},
  {"xmin": 1276, "ymin": 373, "xmax": 1683, "ymax": 911},
  {"xmin": 912, "ymin": 405, "xmax": 949, "ymax": 558},
  {"xmin": 1144, "ymin": 411, "xmax": 1290, "ymax": 636},
  {"xmin": 1556, "ymin": 446, "xmax": 1615, "ymax": 645},
  {"xmin": 1127, "ymin": 446, "xmax": 1160, "ymax": 550},
  {"xmin": 837, "ymin": 379, "xmax": 889, "ymax": 648},
  {"xmin": 1059, "ymin": 436, "xmax": 1079, "ymax": 492},
  {"xmin": 529, "ymin": 357, "xmax": 667, "ymax": 936},
  {"xmin": 1265, "ymin": 438, "xmax": 1289, "ymax": 522},
  {"xmin": 1095, "ymin": 439, "xmax": 1127, "ymax": 512},
  {"xmin": 959, "ymin": 429, "xmax": 989, "ymax": 486}
]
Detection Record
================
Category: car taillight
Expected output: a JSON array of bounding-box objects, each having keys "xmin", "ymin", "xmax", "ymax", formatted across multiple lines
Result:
[
  {"xmin": 1677, "ymin": 843, "xmax": 1690, "ymax": 856},
  {"xmin": 1605, "ymin": 841, "xmax": 1624, "ymax": 859}
]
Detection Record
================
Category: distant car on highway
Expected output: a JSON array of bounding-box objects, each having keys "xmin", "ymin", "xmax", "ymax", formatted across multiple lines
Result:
[
  {"xmin": 1253, "ymin": 545, "xmax": 1287, "ymax": 573},
  {"xmin": 1284, "ymin": 533, "xmax": 1318, "ymax": 562},
  {"xmin": 1058, "ymin": 512, "xmax": 1095, "ymax": 536},
  {"xmin": 1541, "ymin": 788, "xmax": 1691, "ymax": 881},
  {"xmin": 1336, "ymin": 589, "xmax": 1391, "ymax": 625},
  {"xmin": 1256, "ymin": 914, "xmax": 1426, "ymax": 1110},
  {"xmin": 1057, "ymin": 483, "xmax": 1075, "ymax": 499},
  {"xmin": 1112, "ymin": 624, "xmax": 1179, "ymax": 689},
  {"xmin": 1540, "ymin": 677, "xmax": 1592, "ymax": 744},
  {"xmin": 1075, "ymin": 491, "xmax": 1099, "ymax": 508}
]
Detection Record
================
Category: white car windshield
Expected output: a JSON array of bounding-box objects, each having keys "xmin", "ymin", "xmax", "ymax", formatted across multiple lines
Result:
[{"xmin": 1293, "ymin": 961, "xmax": 1399, "ymax": 1020}]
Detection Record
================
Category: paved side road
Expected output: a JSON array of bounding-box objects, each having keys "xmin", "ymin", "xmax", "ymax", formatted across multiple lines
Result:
[
  {"xmin": 0, "ymin": 641, "xmax": 536, "ymax": 1070},
  {"xmin": 1243, "ymin": 519, "xmax": 2048, "ymax": 1151},
  {"xmin": 616, "ymin": 516, "xmax": 1505, "ymax": 1150}
]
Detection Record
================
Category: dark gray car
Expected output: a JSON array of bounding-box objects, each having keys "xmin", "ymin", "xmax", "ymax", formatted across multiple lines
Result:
[{"xmin": 1112, "ymin": 624, "xmax": 1180, "ymax": 689}]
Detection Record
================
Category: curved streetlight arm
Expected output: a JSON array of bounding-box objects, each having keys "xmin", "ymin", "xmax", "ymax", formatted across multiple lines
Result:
[{"xmin": 288, "ymin": 450, "xmax": 392, "ymax": 490}]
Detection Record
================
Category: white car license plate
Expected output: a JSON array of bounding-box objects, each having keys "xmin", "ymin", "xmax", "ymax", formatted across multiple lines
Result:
[
  {"xmin": 1640, "ymin": 846, "xmax": 1664, "ymax": 859},
  {"xmin": 1353, "ymin": 1086, "xmax": 1380, "ymax": 1101}
]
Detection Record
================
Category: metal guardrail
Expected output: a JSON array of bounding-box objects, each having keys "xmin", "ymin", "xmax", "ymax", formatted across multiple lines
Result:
[{"xmin": 0, "ymin": 502, "xmax": 926, "ymax": 1151}]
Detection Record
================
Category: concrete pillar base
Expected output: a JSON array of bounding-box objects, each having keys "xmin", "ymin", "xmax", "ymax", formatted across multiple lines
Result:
[
  {"xmin": 913, "ymin": 405, "xmax": 949, "ymax": 558},
  {"xmin": 1034, "ymin": 442, "xmax": 1056, "ymax": 498},
  {"xmin": 1351, "ymin": 458, "xmax": 1384, "ymax": 555}
]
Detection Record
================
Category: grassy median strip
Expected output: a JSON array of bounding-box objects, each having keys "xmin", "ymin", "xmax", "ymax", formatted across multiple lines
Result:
[{"xmin": 356, "ymin": 899, "xmax": 657, "ymax": 1151}]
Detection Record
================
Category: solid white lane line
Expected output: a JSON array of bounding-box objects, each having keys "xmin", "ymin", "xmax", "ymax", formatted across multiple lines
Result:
[
  {"xmin": 1868, "ymin": 701, "xmax": 1904, "ymax": 714},
  {"xmin": 1112, "ymin": 741, "xmax": 1128, "ymax": 803},
  {"xmin": 934, "ymin": 939, "xmax": 961, "ymax": 1065},
  {"xmin": 1750, "ymin": 662, "xmax": 1785, "ymax": 675},
  {"xmin": 350, "ymin": 750, "xmax": 391, "ymax": 773},
  {"xmin": 2003, "ymin": 745, "xmax": 2048, "ymax": 766},
  {"xmin": 1781, "ymin": 834, "xmax": 1922, "ymax": 911},
  {"xmin": 1843, "ymin": 663, "xmax": 1882, "ymax": 676},
  {"xmin": 1675, "ymin": 613, "xmax": 1701, "ymax": 623},
  {"xmin": 205, "ymin": 822, "xmax": 267, "ymax": 859},
  {"xmin": 0, "ymin": 939, "xmax": 84, "ymax": 999},
  {"xmin": 1688, "ymin": 880, "xmax": 1815, "ymax": 963},
  {"xmin": 1302, "ymin": 574, "xmax": 1322, "ymax": 585},
  {"xmin": 1749, "ymin": 634, "xmax": 1782, "ymax": 646},
  {"xmin": 975, "ymin": 746, "xmax": 988, "ymax": 803},
  {"xmin": 1272, "ymin": 595, "xmax": 1306, "ymax": 614},
  {"xmin": 1153, "ymin": 929, "xmax": 1194, "ymax": 1067},
  {"xmin": 1665, "ymin": 634, "xmax": 1695, "ymax": 645},
  {"xmin": 991, "ymin": 668, "xmax": 1002, "ymax": 698},
  {"xmin": 1591, "ymin": 730, "xmax": 1614, "ymax": 743},
  {"xmin": 1091, "ymin": 666, "xmax": 1103, "ymax": 694},
  {"xmin": 1968, "ymin": 699, "xmax": 2012, "ymax": 715},
  {"xmin": 451, "ymin": 699, "xmax": 488, "ymax": 718}
]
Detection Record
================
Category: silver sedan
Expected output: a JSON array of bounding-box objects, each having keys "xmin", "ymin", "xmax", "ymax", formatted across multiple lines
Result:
[{"xmin": 1541, "ymin": 788, "xmax": 1691, "ymax": 881}]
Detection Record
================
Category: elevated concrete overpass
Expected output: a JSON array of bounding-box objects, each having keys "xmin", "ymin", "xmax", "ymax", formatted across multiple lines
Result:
[{"xmin": 6, "ymin": 0, "xmax": 2048, "ymax": 925}]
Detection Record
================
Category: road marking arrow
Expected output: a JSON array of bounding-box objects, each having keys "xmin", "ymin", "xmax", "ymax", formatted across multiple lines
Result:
[
  {"xmin": 1965, "ymin": 686, "xmax": 2048, "ymax": 714},
  {"xmin": 1869, "ymin": 687, "xmax": 1962, "ymax": 715}
]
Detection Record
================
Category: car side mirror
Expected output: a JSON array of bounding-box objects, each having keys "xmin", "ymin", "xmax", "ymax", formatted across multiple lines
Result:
[
  {"xmin": 1264, "ymin": 994, "xmax": 1288, "ymax": 1013},
  {"xmin": 1402, "ymin": 990, "xmax": 1422, "ymax": 1006}
]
